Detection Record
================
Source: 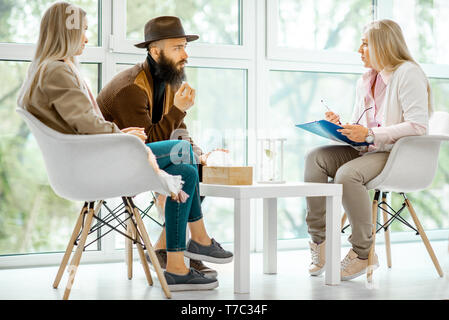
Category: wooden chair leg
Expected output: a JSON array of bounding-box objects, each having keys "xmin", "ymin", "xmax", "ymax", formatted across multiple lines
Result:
[
  {"xmin": 53, "ymin": 202, "xmax": 88, "ymax": 289},
  {"xmin": 63, "ymin": 201, "xmax": 97, "ymax": 300},
  {"xmin": 136, "ymin": 239, "xmax": 154, "ymax": 286},
  {"xmin": 341, "ymin": 212, "xmax": 347, "ymax": 232},
  {"xmin": 381, "ymin": 193, "xmax": 392, "ymax": 268},
  {"xmin": 125, "ymin": 197, "xmax": 172, "ymax": 299},
  {"xmin": 126, "ymin": 214, "xmax": 133, "ymax": 280},
  {"xmin": 367, "ymin": 191, "xmax": 380, "ymax": 282},
  {"xmin": 127, "ymin": 213, "xmax": 153, "ymax": 286},
  {"xmin": 404, "ymin": 196, "xmax": 444, "ymax": 278}
]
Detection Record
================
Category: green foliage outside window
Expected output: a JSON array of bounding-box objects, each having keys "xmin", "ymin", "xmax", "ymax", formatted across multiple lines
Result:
[{"xmin": 126, "ymin": 0, "xmax": 240, "ymax": 45}]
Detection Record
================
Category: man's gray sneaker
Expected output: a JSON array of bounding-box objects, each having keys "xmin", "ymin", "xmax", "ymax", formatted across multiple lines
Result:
[
  {"xmin": 184, "ymin": 238, "xmax": 233, "ymax": 264},
  {"xmin": 164, "ymin": 268, "xmax": 219, "ymax": 292}
]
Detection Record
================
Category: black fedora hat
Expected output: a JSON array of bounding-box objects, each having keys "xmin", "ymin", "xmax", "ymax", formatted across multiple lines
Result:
[{"xmin": 135, "ymin": 16, "xmax": 199, "ymax": 49}]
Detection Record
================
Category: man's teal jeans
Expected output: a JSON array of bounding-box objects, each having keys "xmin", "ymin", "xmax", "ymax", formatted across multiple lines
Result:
[{"xmin": 147, "ymin": 140, "xmax": 203, "ymax": 252}]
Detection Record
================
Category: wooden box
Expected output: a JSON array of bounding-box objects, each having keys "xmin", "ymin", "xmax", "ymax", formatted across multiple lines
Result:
[{"xmin": 203, "ymin": 166, "xmax": 253, "ymax": 185}]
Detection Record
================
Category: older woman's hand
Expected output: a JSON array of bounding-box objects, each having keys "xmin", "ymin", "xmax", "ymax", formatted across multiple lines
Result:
[
  {"xmin": 325, "ymin": 111, "xmax": 341, "ymax": 125},
  {"xmin": 338, "ymin": 124, "xmax": 369, "ymax": 143}
]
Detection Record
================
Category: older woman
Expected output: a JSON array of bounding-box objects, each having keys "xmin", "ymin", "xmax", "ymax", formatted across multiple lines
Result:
[
  {"xmin": 305, "ymin": 19, "xmax": 431, "ymax": 280},
  {"xmin": 17, "ymin": 1, "xmax": 232, "ymax": 292}
]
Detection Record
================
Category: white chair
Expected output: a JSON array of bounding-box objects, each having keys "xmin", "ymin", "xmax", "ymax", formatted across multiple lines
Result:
[
  {"xmin": 16, "ymin": 108, "xmax": 182, "ymax": 300},
  {"xmin": 343, "ymin": 111, "xmax": 449, "ymax": 282}
]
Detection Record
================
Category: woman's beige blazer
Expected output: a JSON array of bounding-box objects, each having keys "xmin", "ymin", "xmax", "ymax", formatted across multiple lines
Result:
[{"xmin": 23, "ymin": 60, "xmax": 121, "ymax": 135}]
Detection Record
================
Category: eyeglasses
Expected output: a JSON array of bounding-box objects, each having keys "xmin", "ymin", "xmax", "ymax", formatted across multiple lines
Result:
[{"xmin": 354, "ymin": 106, "xmax": 373, "ymax": 125}]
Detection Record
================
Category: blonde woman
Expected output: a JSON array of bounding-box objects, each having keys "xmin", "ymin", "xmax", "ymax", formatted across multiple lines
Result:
[
  {"xmin": 18, "ymin": 2, "xmax": 232, "ymax": 292},
  {"xmin": 305, "ymin": 19, "xmax": 431, "ymax": 280}
]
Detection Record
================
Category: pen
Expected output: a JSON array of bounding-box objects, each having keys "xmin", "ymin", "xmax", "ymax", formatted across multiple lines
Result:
[{"xmin": 321, "ymin": 99, "xmax": 331, "ymax": 112}]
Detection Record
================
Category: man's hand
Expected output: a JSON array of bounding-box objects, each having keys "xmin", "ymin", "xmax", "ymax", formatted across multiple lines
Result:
[
  {"xmin": 200, "ymin": 149, "xmax": 229, "ymax": 166},
  {"xmin": 174, "ymin": 82, "xmax": 196, "ymax": 112},
  {"xmin": 122, "ymin": 127, "xmax": 147, "ymax": 143},
  {"xmin": 337, "ymin": 124, "xmax": 369, "ymax": 143}
]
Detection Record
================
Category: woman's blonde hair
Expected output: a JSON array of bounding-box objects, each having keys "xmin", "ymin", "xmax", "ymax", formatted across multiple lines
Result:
[
  {"xmin": 364, "ymin": 19, "xmax": 432, "ymax": 113},
  {"xmin": 18, "ymin": 1, "xmax": 86, "ymax": 108}
]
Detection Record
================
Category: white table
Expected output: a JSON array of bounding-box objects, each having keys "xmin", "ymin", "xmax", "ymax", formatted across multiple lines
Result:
[{"xmin": 199, "ymin": 182, "xmax": 342, "ymax": 294}]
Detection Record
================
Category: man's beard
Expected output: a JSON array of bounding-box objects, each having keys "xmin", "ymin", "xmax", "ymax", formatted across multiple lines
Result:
[{"xmin": 154, "ymin": 51, "xmax": 187, "ymax": 88}]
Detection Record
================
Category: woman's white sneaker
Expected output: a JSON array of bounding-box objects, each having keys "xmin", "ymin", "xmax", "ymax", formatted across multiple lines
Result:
[
  {"xmin": 308, "ymin": 241, "xmax": 326, "ymax": 276},
  {"xmin": 340, "ymin": 249, "xmax": 379, "ymax": 281}
]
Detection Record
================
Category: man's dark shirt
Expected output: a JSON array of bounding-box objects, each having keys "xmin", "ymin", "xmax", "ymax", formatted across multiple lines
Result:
[{"xmin": 147, "ymin": 54, "xmax": 166, "ymax": 124}]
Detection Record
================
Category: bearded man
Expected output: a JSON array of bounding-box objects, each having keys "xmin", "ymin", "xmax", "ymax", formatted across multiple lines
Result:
[{"xmin": 97, "ymin": 16, "xmax": 218, "ymax": 279}]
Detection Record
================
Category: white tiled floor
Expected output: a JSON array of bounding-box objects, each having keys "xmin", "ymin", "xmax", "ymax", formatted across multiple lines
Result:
[{"xmin": 1, "ymin": 240, "xmax": 449, "ymax": 300}]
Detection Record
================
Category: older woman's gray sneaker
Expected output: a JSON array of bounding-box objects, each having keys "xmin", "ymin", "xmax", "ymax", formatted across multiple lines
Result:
[
  {"xmin": 184, "ymin": 238, "xmax": 233, "ymax": 264},
  {"xmin": 164, "ymin": 268, "xmax": 218, "ymax": 292}
]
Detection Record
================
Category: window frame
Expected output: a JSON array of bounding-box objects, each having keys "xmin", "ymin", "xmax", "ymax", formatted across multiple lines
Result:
[{"xmin": 111, "ymin": 0, "xmax": 255, "ymax": 60}]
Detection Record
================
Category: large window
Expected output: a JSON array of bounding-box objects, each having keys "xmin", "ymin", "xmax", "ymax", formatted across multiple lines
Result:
[
  {"xmin": 266, "ymin": 71, "xmax": 360, "ymax": 239},
  {"xmin": 184, "ymin": 67, "xmax": 247, "ymax": 165},
  {"xmin": 1, "ymin": 0, "xmax": 449, "ymax": 267},
  {"xmin": 184, "ymin": 67, "xmax": 247, "ymax": 243}
]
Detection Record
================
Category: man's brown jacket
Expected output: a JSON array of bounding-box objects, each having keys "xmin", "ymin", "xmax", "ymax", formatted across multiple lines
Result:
[{"xmin": 97, "ymin": 59, "xmax": 202, "ymax": 156}]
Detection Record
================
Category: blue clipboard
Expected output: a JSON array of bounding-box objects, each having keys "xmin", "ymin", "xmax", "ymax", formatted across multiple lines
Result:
[{"xmin": 296, "ymin": 120, "xmax": 369, "ymax": 147}]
